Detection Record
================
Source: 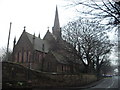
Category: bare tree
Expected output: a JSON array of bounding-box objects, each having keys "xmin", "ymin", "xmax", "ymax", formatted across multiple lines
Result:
[
  {"xmin": 66, "ymin": 0, "xmax": 120, "ymax": 25},
  {"xmin": 94, "ymin": 39, "xmax": 113, "ymax": 77},
  {"xmin": 62, "ymin": 18, "xmax": 113, "ymax": 74},
  {"xmin": 101, "ymin": 59, "xmax": 114, "ymax": 76},
  {"xmin": 1, "ymin": 47, "xmax": 12, "ymax": 61}
]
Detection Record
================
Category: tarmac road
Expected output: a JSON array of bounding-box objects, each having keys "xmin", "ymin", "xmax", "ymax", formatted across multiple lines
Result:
[
  {"xmin": 33, "ymin": 76, "xmax": 119, "ymax": 90},
  {"xmin": 84, "ymin": 76, "xmax": 119, "ymax": 90}
]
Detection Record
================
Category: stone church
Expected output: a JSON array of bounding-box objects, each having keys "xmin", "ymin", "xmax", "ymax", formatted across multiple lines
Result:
[{"xmin": 12, "ymin": 6, "xmax": 84, "ymax": 73}]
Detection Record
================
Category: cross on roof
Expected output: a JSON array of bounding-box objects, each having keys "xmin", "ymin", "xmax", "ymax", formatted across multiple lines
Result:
[{"xmin": 24, "ymin": 26, "xmax": 26, "ymax": 30}]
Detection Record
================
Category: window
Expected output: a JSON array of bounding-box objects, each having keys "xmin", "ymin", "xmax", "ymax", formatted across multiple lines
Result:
[
  {"xmin": 21, "ymin": 47, "xmax": 24, "ymax": 63},
  {"xmin": 57, "ymin": 66, "xmax": 59, "ymax": 72},
  {"xmin": 47, "ymin": 62, "xmax": 52, "ymax": 72},
  {"xmin": 24, "ymin": 51, "xmax": 26, "ymax": 63},
  {"xmin": 28, "ymin": 51, "xmax": 31, "ymax": 63},
  {"xmin": 19, "ymin": 52, "xmax": 22, "ymax": 62},
  {"xmin": 26, "ymin": 51, "xmax": 28, "ymax": 63},
  {"xmin": 17, "ymin": 52, "xmax": 19, "ymax": 62}
]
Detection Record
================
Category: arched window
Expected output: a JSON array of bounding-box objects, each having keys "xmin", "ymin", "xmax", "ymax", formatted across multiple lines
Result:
[
  {"xmin": 28, "ymin": 51, "xmax": 31, "ymax": 62},
  {"xmin": 21, "ymin": 47, "xmax": 24, "ymax": 63},
  {"xmin": 19, "ymin": 52, "xmax": 22, "ymax": 62},
  {"xmin": 24, "ymin": 51, "xmax": 26, "ymax": 63},
  {"xmin": 26, "ymin": 51, "xmax": 28, "ymax": 63},
  {"xmin": 17, "ymin": 52, "xmax": 19, "ymax": 62},
  {"xmin": 57, "ymin": 65, "xmax": 60, "ymax": 72},
  {"xmin": 47, "ymin": 62, "xmax": 52, "ymax": 72}
]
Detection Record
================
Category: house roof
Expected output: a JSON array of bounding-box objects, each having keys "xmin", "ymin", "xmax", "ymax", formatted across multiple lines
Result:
[{"xmin": 25, "ymin": 32, "xmax": 50, "ymax": 53}]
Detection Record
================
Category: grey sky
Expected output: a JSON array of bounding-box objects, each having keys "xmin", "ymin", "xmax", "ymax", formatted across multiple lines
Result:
[
  {"xmin": 0, "ymin": 0, "xmax": 77, "ymax": 51},
  {"xmin": 0, "ymin": 0, "xmax": 117, "ymax": 65}
]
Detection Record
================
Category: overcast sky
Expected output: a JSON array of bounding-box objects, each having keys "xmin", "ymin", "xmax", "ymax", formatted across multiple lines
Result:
[
  {"xmin": 0, "ymin": 0, "xmax": 78, "ymax": 51},
  {"xmin": 0, "ymin": 0, "xmax": 118, "ymax": 64},
  {"xmin": 0, "ymin": 0, "xmax": 116, "ymax": 49}
]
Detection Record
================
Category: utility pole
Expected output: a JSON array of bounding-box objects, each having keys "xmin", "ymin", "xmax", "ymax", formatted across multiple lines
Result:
[{"xmin": 6, "ymin": 22, "xmax": 12, "ymax": 61}]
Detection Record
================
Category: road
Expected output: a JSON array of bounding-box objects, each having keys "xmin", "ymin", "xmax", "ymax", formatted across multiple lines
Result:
[
  {"xmin": 84, "ymin": 76, "xmax": 119, "ymax": 90},
  {"xmin": 33, "ymin": 76, "xmax": 119, "ymax": 90}
]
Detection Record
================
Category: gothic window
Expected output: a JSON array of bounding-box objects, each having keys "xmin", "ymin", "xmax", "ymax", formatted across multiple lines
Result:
[
  {"xmin": 61, "ymin": 65, "xmax": 66, "ymax": 72},
  {"xmin": 26, "ymin": 51, "xmax": 28, "ymax": 63},
  {"xmin": 19, "ymin": 52, "xmax": 22, "ymax": 62},
  {"xmin": 24, "ymin": 51, "xmax": 26, "ymax": 63},
  {"xmin": 64, "ymin": 65, "xmax": 66, "ymax": 72},
  {"xmin": 33, "ymin": 51, "xmax": 36, "ymax": 63},
  {"xmin": 57, "ymin": 65, "xmax": 60, "ymax": 72},
  {"xmin": 28, "ymin": 51, "xmax": 31, "ymax": 63},
  {"xmin": 47, "ymin": 62, "xmax": 52, "ymax": 72},
  {"xmin": 66, "ymin": 66, "xmax": 67, "ymax": 72},
  {"xmin": 17, "ymin": 52, "xmax": 19, "ymax": 62},
  {"xmin": 21, "ymin": 47, "xmax": 24, "ymax": 63},
  {"xmin": 15, "ymin": 53, "xmax": 17, "ymax": 62}
]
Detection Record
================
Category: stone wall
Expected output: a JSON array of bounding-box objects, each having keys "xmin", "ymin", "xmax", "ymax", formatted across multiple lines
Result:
[{"xmin": 2, "ymin": 61, "xmax": 97, "ymax": 88}]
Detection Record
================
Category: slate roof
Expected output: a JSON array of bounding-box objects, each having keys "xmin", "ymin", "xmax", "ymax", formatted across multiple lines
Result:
[
  {"xmin": 51, "ymin": 51, "xmax": 82, "ymax": 65},
  {"xmin": 51, "ymin": 51, "xmax": 69, "ymax": 64},
  {"xmin": 25, "ymin": 32, "xmax": 50, "ymax": 53},
  {"xmin": 24, "ymin": 31, "xmax": 82, "ymax": 65}
]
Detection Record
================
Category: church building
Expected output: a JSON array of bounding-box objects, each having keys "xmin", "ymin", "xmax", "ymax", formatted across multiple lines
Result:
[{"xmin": 12, "ymin": 6, "xmax": 84, "ymax": 73}]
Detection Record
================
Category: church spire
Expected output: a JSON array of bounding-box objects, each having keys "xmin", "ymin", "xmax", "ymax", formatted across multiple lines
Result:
[
  {"xmin": 54, "ymin": 5, "xmax": 60, "ymax": 30},
  {"xmin": 52, "ymin": 5, "xmax": 61, "ymax": 39}
]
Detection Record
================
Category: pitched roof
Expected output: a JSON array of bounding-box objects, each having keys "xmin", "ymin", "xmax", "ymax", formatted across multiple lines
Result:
[
  {"xmin": 51, "ymin": 51, "xmax": 82, "ymax": 65},
  {"xmin": 51, "ymin": 51, "xmax": 69, "ymax": 64},
  {"xmin": 25, "ymin": 32, "xmax": 50, "ymax": 53},
  {"xmin": 43, "ymin": 30, "xmax": 56, "ymax": 40}
]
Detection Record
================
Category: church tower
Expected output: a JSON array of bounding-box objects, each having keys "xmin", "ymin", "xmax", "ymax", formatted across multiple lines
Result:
[{"xmin": 52, "ymin": 6, "xmax": 61, "ymax": 40}]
